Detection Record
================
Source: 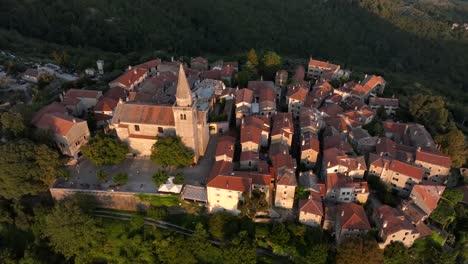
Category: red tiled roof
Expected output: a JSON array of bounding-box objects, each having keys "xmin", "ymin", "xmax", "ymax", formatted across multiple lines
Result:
[
  {"xmin": 104, "ymin": 87, "xmax": 128, "ymax": 101},
  {"xmin": 216, "ymin": 136, "xmax": 236, "ymax": 159},
  {"xmin": 323, "ymin": 134, "xmax": 353, "ymax": 152},
  {"xmin": 240, "ymin": 151, "xmax": 260, "ymax": 162},
  {"xmin": 248, "ymin": 81, "xmax": 275, "ymax": 91},
  {"xmin": 320, "ymin": 103, "xmax": 343, "ymax": 117},
  {"xmin": 270, "ymin": 143, "xmax": 296, "ymax": 170},
  {"xmin": 376, "ymin": 137, "xmax": 397, "ymax": 157},
  {"xmin": 375, "ymin": 205, "xmax": 416, "ymax": 237},
  {"xmin": 127, "ymin": 92, "xmax": 154, "ymax": 103},
  {"xmin": 110, "ymin": 67, "xmax": 148, "ymax": 89},
  {"xmin": 301, "ymin": 131, "xmax": 320, "ymax": 152},
  {"xmin": 32, "ymin": 102, "xmax": 68, "ymax": 125},
  {"xmin": 411, "ymin": 185, "xmax": 445, "ymax": 213},
  {"xmin": 94, "ymin": 113, "xmax": 113, "ymax": 121},
  {"xmin": 416, "ymin": 149, "xmax": 452, "ymax": 168},
  {"xmin": 191, "ymin": 56, "xmax": 208, "ymax": 64},
  {"xmin": 112, "ymin": 102, "xmax": 174, "ymax": 126},
  {"xmin": 134, "ymin": 59, "xmax": 161, "ymax": 70},
  {"xmin": 62, "ymin": 96, "xmax": 81, "ymax": 105},
  {"xmin": 351, "ymin": 75, "xmax": 385, "ymax": 96},
  {"xmin": 271, "ymin": 112, "xmax": 293, "ymax": 138},
  {"xmin": 200, "ymin": 69, "xmax": 221, "ymax": 80},
  {"xmin": 240, "ymin": 116, "xmax": 269, "ymax": 144},
  {"xmin": 287, "ymin": 83, "xmax": 308, "ymax": 101},
  {"xmin": 207, "ymin": 175, "xmax": 252, "ymax": 192},
  {"xmin": 388, "ymin": 160, "xmax": 425, "ymax": 180},
  {"xmin": 235, "ymin": 88, "xmax": 254, "ymax": 105},
  {"xmin": 299, "ymin": 192, "xmax": 323, "ymax": 216},
  {"xmin": 35, "ymin": 112, "xmax": 85, "ymax": 136},
  {"xmin": 337, "ymin": 203, "xmax": 370, "ymax": 230},
  {"xmin": 276, "ymin": 167, "xmax": 297, "ymax": 186},
  {"xmin": 308, "ymin": 59, "xmax": 339, "ymax": 71},
  {"xmin": 94, "ymin": 97, "xmax": 118, "ymax": 112}
]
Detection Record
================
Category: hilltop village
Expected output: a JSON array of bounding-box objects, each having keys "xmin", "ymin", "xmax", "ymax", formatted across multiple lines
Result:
[{"xmin": 22, "ymin": 54, "xmax": 461, "ymax": 250}]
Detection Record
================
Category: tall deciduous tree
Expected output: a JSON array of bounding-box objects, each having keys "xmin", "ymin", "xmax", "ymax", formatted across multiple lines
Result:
[
  {"xmin": 0, "ymin": 140, "xmax": 64, "ymax": 200},
  {"xmin": 39, "ymin": 197, "xmax": 103, "ymax": 262},
  {"xmin": 150, "ymin": 136, "xmax": 194, "ymax": 168},
  {"xmin": 409, "ymin": 94, "xmax": 449, "ymax": 132},
  {"xmin": 435, "ymin": 128, "xmax": 467, "ymax": 168},
  {"xmin": 0, "ymin": 110, "xmax": 26, "ymax": 138},
  {"xmin": 81, "ymin": 134, "xmax": 128, "ymax": 165},
  {"xmin": 246, "ymin": 48, "xmax": 258, "ymax": 69}
]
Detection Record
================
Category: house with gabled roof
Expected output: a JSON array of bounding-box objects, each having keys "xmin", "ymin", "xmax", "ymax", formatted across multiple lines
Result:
[
  {"xmin": 300, "ymin": 131, "xmax": 320, "ymax": 169},
  {"xmin": 235, "ymin": 88, "xmax": 254, "ymax": 125},
  {"xmin": 299, "ymin": 192, "xmax": 323, "ymax": 227},
  {"xmin": 109, "ymin": 66, "xmax": 148, "ymax": 90},
  {"xmin": 275, "ymin": 70, "xmax": 288, "ymax": 87},
  {"xmin": 240, "ymin": 116, "xmax": 270, "ymax": 152},
  {"xmin": 409, "ymin": 184, "xmax": 445, "ymax": 216},
  {"xmin": 215, "ymin": 135, "xmax": 236, "ymax": 162},
  {"xmin": 415, "ymin": 148, "xmax": 451, "ymax": 184},
  {"xmin": 190, "ymin": 57, "xmax": 209, "ymax": 71},
  {"xmin": 373, "ymin": 205, "xmax": 420, "ymax": 249},
  {"xmin": 307, "ymin": 58, "xmax": 343, "ymax": 80},
  {"xmin": 61, "ymin": 89, "xmax": 103, "ymax": 116},
  {"xmin": 335, "ymin": 203, "xmax": 371, "ymax": 243},
  {"xmin": 325, "ymin": 173, "xmax": 369, "ymax": 203},
  {"xmin": 322, "ymin": 148, "xmax": 367, "ymax": 179},
  {"xmin": 34, "ymin": 112, "xmax": 90, "ymax": 157},
  {"xmin": 271, "ymin": 112, "xmax": 294, "ymax": 147},
  {"xmin": 350, "ymin": 75, "xmax": 385, "ymax": 100},
  {"xmin": 369, "ymin": 97, "xmax": 399, "ymax": 115},
  {"xmin": 274, "ymin": 166, "xmax": 297, "ymax": 209},
  {"xmin": 286, "ymin": 82, "xmax": 309, "ymax": 117}
]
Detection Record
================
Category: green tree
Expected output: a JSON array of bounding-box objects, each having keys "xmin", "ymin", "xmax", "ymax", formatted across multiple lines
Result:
[
  {"xmin": 150, "ymin": 136, "xmax": 194, "ymax": 168},
  {"xmin": 39, "ymin": 197, "xmax": 103, "ymax": 262},
  {"xmin": 270, "ymin": 223, "xmax": 290, "ymax": 246},
  {"xmin": 81, "ymin": 134, "xmax": 128, "ymax": 166},
  {"xmin": 147, "ymin": 206, "xmax": 168, "ymax": 220},
  {"xmin": 296, "ymin": 243, "xmax": 328, "ymax": 264},
  {"xmin": 435, "ymin": 128, "xmax": 467, "ymax": 168},
  {"xmin": 239, "ymin": 189, "xmax": 269, "ymax": 219},
  {"xmin": 363, "ymin": 119, "xmax": 385, "ymax": 137},
  {"xmin": 189, "ymin": 223, "xmax": 222, "ymax": 263},
  {"xmin": 112, "ymin": 173, "xmax": 128, "ymax": 185},
  {"xmin": 336, "ymin": 236, "xmax": 383, "ymax": 264},
  {"xmin": 208, "ymin": 211, "xmax": 236, "ymax": 240},
  {"xmin": 246, "ymin": 48, "xmax": 258, "ymax": 69},
  {"xmin": 152, "ymin": 170, "xmax": 169, "ymax": 185},
  {"xmin": 222, "ymin": 231, "xmax": 256, "ymax": 264},
  {"xmin": 384, "ymin": 242, "xmax": 410, "ymax": 264},
  {"xmin": 96, "ymin": 169, "xmax": 109, "ymax": 183},
  {"xmin": 1, "ymin": 110, "xmax": 26, "ymax": 138},
  {"xmin": 430, "ymin": 189, "xmax": 463, "ymax": 229},
  {"xmin": 262, "ymin": 51, "xmax": 281, "ymax": 68},
  {"xmin": 0, "ymin": 140, "xmax": 64, "ymax": 200},
  {"xmin": 172, "ymin": 172, "xmax": 184, "ymax": 185},
  {"xmin": 155, "ymin": 236, "xmax": 197, "ymax": 264},
  {"xmin": 409, "ymin": 94, "xmax": 449, "ymax": 132}
]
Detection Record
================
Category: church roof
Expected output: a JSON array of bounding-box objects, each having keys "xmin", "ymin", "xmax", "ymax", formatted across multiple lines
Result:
[{"xmin": 176, "ymin": 64, "xmax": 193, "ymax": 107}]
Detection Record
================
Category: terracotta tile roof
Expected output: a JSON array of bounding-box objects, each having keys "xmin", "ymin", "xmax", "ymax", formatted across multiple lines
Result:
[
  {"xmin": 411, "ymin": 185, "xmax": 445, "ymax": 214},
  {"xmin": 276, "ymin": 167, "xmax": 297, "ymax": 186},
  {"xmin": 376, "ymin": 137, "xmax": 397, "ymax": 157},
  {"xmin": 104, "ymin": 87, "xmax": 128, "ymax": 101},
  {"xmin": 388, "ymin": 160, "xmax": 425, "ymax": 180},
  {"xmin": 240, "ymin": 151, "xmax": 260, "ymax": 162},
  {"xmin": 257, "ymin": 87, "xmax": 276, "ymax": 105},
  {"xmin": 369, "ymin": 97, "xmax": 399, "ymax": 107},
  {"xmin": 35, "ymin": 112, "xmax": 85, "ymax": 136},
  {"xmin": 110, "ymin": 67, "xmax": 148, "ymax": 89},
  {"xmin": 293, "ymin": 65, "xmax": 306, "ymax": 82},
  {"xmin": 326, "ymin": 173, "xmax": 369, "ymax": 193},
  {"xmin": 216, "ymin": 136, "xmax": 236, "ymax": 160},
  {"xmin": 324, "ymin": 116, "xmax": 349, "ymax": 133},
  {"xmin": 399, "ymin": 200, "xmax": 427, "ymax": 224},
  {"xmin": 271, "ymin": 112, "xmax": 294, "ymax": 138},
  {"xmin": 327, "ymin": 94, "xmax": 342, "ymax": 104},
  {"xmin": 221, "ymin": 64, "xmax": 235, "ymax": 78},
  {"xmin": 200, "ymin": 69, "xmax": 221, "ymax": 80},
  {"xmin": 207, "ymin": 174, "xmax": 252, "ymax": 192},
  {"xmin": 375, "ymin": 205, "xmax": 417, "ymax": 237},
  {"xmin": 308, "ymin": 59, "xmax": 339, "ymax": 71},
  {"xmin": 208, "ymin": 160, "xmax": 235, "ymax": 182},
  {"xmin": 127, "ymin": 91, "xmax": 154, "ymax": 103},
  {"xmin": 323, "ymin": 134, "xmax": 353, "ymax": 152},
  {"xmin": 287, "ymin": 83, "xmax": 309, "ymax": 101},
  {"xmin": 240, "ymin": 116, "xmax": 269, "ymax": 144},
  {"xmin": 270, "ymin": 143, "xmax": 296, "ymax": 170},
  {"xmin": 313, "ymin": 80, "xmax": 334, "ymax": 90},
  {"xmin": 248, "ymin": 81, "xmax": 275, "ymax": 91},
  {"xmin": 134, "ymin": 59, "xmax": 161, "ymax": 70},
  {"xmin": 62, "ymin": 96, "xmax": 81, "ymax": 105},
  {"xmin": 323, "ymin": 148, "xmax": 366, "ymax": 171},
  {"xmin": 235, "ymin": 88, "xmax": 254, "ymax": 105},
  {"xmin": 301, "ymin": 131, "xmax": 320, "ymax": 152},
  {"xmin": 320, "ymin": 103, "xmax": 343, "ymax": 117},
  {"xmin": 32, "ymin": 102, "xmax": 68, "ymax": 125},
  {"xmin": 111, "ymin": 102, "xmax": 174, "ymax": 126},
  {"xmin": 351, "ymin": 75, "xmax": 385, "ymax": 96},
  {"xmin": 94, "ymin": 97, "xmax": 118, "ymax": 112},
  {"xmin": 416, "ymin": 149, "xmax": 451, "ymax": 168},
  {"xmin": 299, "ymin": 192, "xmax": 323, "ymax": 216},
  {"xmin": 207, "ymin": 161, "xmax": 271, "ymax": 192},
  {"xmin": 415, "ymin": 222, "xmax": 432, "ymax": 238},
  {"xmin": 337, "ymin": 203, "xmax": 370, "ymax": 230}
]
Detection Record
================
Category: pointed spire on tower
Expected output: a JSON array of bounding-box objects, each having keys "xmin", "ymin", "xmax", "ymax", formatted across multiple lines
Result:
[{"xmin": 176, "ymin": 64, "xmax": 193, "ymax": 107}]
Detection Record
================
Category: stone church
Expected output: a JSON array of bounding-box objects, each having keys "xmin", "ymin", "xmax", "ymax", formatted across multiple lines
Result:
[{"xmin": 111, "ymin": 65, "xmax": 210, "ymax": 162}]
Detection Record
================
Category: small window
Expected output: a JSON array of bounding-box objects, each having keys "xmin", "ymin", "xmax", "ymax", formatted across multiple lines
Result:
[
  {"xmin": 134, "ymin": 125, "xmax": 140, "ymax": 132},
  {"xmin": 180, "ymin": 114, "xmax": 187, "ymax": 120},
  {"xmin": 158, "ymin": 127, "xmax": 164, "ymax": 133}
]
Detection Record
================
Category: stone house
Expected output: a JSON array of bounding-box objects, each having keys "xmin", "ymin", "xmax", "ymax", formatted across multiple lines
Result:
[
  {"xmin": 300, "ymin": 131, "xmax": 320, "ymax": 169},
  {"xmin": 335, "ymin": 203, "xmax": 371, "ymax": 243},
  {"xmin": 299, "ymin": 192, "xmax": 323, "ymax": 227},
  {"xmin": 369, "ymin": 97, "xmax": 399, "ymax": 115},
  {"xmin": 414, "ymin": 148, "xmax": 451, "ymax": 184},
  {"xmin": 325, "ymin": 173, "xmax": 369, "ymax": 203},
  {"xmin": 34, "ymin": 112, "xmax": 90, "ymax": 157},
  {"xmin": 109, "ymin": 66, "xmax": 148, "ymax": 90},
  {"xmin": 271, "ymin": 112, "xmax": 294, "ymax": 147},
  {"xmin": 286, "ymin": 83, "xmax": 309, "ymax": 117}
]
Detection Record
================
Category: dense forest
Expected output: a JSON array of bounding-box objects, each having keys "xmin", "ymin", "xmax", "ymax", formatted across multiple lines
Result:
[{"xmin": 0, "ymin": 0, "xmax": 467, "ymax": 125}]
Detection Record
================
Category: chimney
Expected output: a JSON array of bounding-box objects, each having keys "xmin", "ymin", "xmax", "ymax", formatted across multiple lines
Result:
[
  {"xmin": 302, "ymin": 140, "xmax": 305, "ymax": 146},
  {"xmin": 128, "ymin": 65, "xmax": 132, "ymax": 70},
  {"xmin": 133, "ymin": 70, "xmax": 137, "ymax": 74},
  {"xmin": 260, "ymin": 75, "xmax": 263, "ymax": 81},
  {"xmin": 171, "ymin": 56, "xmax": 174, "ymax": 62},
  {"xmin": 119, "ymin": 98, "xmax": 123, "ymax": 104},
  {"xmin": 327, "ymin": 161, "xmax": 331, "ymax": 167},
  {"xmin": 417, "ymin": 147, "xmax": 421, "ymax": 152},
  {"xmin": 157, "ymin": 71, "xmax": 160, "ymax": 76},
  {"xmin": 365, "ymin": 74, "xmax": 368, "ymax": 79},
  {"xmin": 341, "ymin": 210, "xmax": 344, "ymax": 217},
  {"xmin": 383, "ymin": 221, "xmax": 388, "ymax": 228},
  {"xmin": 72, "ymin": 118, "xmax": 76, "ymax": 123}
]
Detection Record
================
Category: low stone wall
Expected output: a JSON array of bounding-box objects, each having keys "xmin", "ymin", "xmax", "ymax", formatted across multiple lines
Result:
[{"xmin": 50, "ymin": 188, "xmax": 151, "ymax": 211}]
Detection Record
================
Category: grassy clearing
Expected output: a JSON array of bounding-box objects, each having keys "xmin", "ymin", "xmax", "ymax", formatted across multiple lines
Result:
[{"xmin": 135, "ymin": 193, "xmax": 181, "ymax": 207}]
